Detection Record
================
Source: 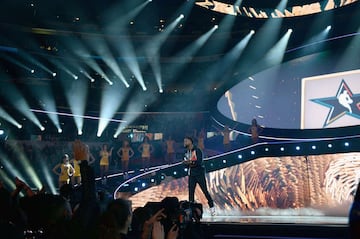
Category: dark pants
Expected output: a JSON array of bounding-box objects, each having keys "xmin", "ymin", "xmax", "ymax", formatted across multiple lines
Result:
[{"xmin": 189, "ymin": 174, "xmax": 214, "ymax": 208}]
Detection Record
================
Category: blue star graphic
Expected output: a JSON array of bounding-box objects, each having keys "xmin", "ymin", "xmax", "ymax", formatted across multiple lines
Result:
[{"xmin": 311, "ymin": 79, "xmax": 360, "ymax": 128}]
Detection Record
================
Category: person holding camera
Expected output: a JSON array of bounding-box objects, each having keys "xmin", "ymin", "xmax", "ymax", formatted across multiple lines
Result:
[{"xmin": 183, "ymin": 136, "xmax": 215, "ymax": 216}]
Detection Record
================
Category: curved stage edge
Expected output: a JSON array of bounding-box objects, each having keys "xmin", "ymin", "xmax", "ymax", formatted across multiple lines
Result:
[{"xmin": 94, "ymin": 135, "xmax": 359, "ymax": 238}]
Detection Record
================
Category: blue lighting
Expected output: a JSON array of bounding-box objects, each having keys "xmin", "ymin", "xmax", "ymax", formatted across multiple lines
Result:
[
  {"xmin": 210, "ymin": 163, "xmax": 213, "ymax": 167},
  {"xmin": 344, "ymin": 142, "xmax": 349, "ymax": 147},
  {"xmin": 223, "ymin": 159, "xmax": 227, "ymax": 164},
  {"xmin": 238, "ymin": 155, "xmax": 242, "ymax": 159},
  {"xmin": 142, "ymin": 183, "xmax": 146, "ymax": 187},
  {"xmin": 280, "ymin": 147, "xmax": 284, "ymax": 151},
  {"xmin": 328, "ymin": 143, "xmax": 332, "ymax": 148},
  {"xmin": 312, "ymin": 145, "xmax": 316, "ymax": 150},
  {"xmin": 251, "ymin": 151, "xmax": 255, "ymax": 155},
  {"xmin": 296, "ymin": 146, "xmax": 300, "ymax": 151}
]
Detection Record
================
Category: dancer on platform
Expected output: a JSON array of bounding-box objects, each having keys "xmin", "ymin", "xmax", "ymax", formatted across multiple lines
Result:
[
  {"xmin": 117, "ymin": 140, "xmax": 134, "ymax": 178},
  {"xmin": 138, "ymin": 136, "xmax": 153, "ymax": 171},
  {"xmin": 52, "ymin": 154, "xmax": 75, "ymax": 188},
  {"xmin": 183, "ymin": 136, "xmax": 215, "ymax": 216},
  {"xmin": 222, "ymin": 125, "xmax": 231, "ymax": 152},
  {"xmin": 165, "ymin": 135, "xmax": 176, "ymax": 164},
  {"xmin": 99, "ymin": 144, "xmax": 113, "ymax": 184},
  {"xmin": 248, "ymin": 118, "xmax": 263, "ymax": 144}
]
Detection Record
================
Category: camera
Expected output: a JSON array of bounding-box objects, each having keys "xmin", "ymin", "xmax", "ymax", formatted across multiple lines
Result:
[{"xmin": 144, "ymin": 197, "xmax": 203, "ymax": 232}]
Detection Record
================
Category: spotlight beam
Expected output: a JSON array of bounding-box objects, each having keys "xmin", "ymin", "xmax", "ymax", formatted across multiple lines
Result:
[
  {"xmin": 0, "ymin": 107, "xmax": 22, "ymax": 128},
  {"xmin": 86, "ymin": 36, "xmax": 129, "ymax": 87},
  {"xmin": 145, "ymin": 14, "xmax": 185, "ymax": 92},
  {"xmin": 103, "ymin": 0, "xmax": 151, "ymax": 31},
  {"xmin": 97, "ymin": 83, "xmax": 127, "ymax": 137},
  {"xmin": 262, "ymin": 29, "xmax": 293, "ymax": 66},
  {"xmin": 0, "ymin": 80, "xmax": 44, "ymax": 130},
  {"xmin": 112, "ymin": 34, "xmax": 145, "ymax": 90},
  {"xmin": 202, "ymin": 30, "xmax": 254, "ymax": 84}
]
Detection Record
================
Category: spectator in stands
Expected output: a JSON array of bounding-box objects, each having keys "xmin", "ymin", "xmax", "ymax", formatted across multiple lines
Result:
[
  {"xmin": 349, "ymin": 180, "xmax": 360, "ymax": 238},
  {"xmin": 98, "ymin": 198, "xmax": 132, "ymax": 239}
]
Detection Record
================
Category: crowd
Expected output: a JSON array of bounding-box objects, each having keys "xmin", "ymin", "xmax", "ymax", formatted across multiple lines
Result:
[{"xmin": 0, "ymin": 156, "xmax": 207, "ymax": 239}]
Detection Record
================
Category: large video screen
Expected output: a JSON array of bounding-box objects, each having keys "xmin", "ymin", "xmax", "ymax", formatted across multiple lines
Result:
[
  {"xmin": 217, "ymin": 50, "xmax": 360, "ymax": 129},
  {"xmin": 301, "ymin": 69, "xmax": 360, "ymax": 129},
  {"xmin": 127, "ymin": 152, "xmax": 360, "ymax": 221}
]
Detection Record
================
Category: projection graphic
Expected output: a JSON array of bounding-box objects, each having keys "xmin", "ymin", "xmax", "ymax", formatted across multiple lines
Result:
[
  {"xmin": 128, "ymin": 152, "xmax": 360, "ymax": 219},
  {"xmin": 301, "ymin": 69, "xmax": 360, "ymax": 129}
]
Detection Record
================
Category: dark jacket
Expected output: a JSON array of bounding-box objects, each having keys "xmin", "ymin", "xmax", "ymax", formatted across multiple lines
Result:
[{"xmin": 185, "ymin": 146, "xmax": 205, "ymax": 176}]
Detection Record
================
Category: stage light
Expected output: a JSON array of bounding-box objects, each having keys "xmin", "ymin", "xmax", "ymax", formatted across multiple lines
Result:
[
  {"xmin": 159, "ymin": 89, "xmax": 163, "ymax": 93},
  {"xmin": 265, "ymin": 148, "xmax": 269, "ymax": 152},
  {"xmin": 326, "ymin": 25, "xmax": 332, "ymax": 31},
  {"xmin": 78, "ymin": 129, "xmax": 83, "ymax": 135},
  {"xmin": 296, "ymin": 146, "xmax": 300, "ymax": 151},
  {"xmin": 179, "ymin": 14, "xmax": 185, "ymax": 19},
  {"xmin": 141, "ymin": 182, "xmax": 146, "ymax": 187},
  {"xmin": 184, "ymin": 168, "xmax": 188, "ymax": 172},
  {"xmin": 148, "ymin": 0, "xmax": 152, "ymax": 2},
  {"xmin": 109, "ymin": 81, "xmax": 113, "ymax": 85},
  {"xmin": 134, "ymin": 187, "xmax": 139, "ymax": 192},
  {"xmin": 0, "ymin": 130, "xmax": 4, "ymax": 135},
  {"xmin": 288, "ymin": 29, "xmax": 293, "ymax": 33},
  {"xmin": 150, "ymin": 178, "xmax": 155, "ymax": 183},
  {"xmin": 31, "ymin": 69, "xmax": 35, "ymax": 73},
  {"xmin": 113, "ymin": 134, "xmax": 118, "ymax": 138},
  {"xmin": 223, "ymin": 159, "xmax": 227, "ymax": 163},
  {"xmin": 52, "ymin": 72, "xmax": 57, "ymax": 77},
  {"xmin": 58, "ymin": 128, "xmax": 62, "ymax": 133},
  {"xmin": 344, "ymin": 142, "xmax": 349, "ymax": 147},
  {"xmin": 312, "ymin": 145, "xmax": 316, "ymax": 150},
  {"xmin": 214, "ymin": 24, "xmax": 219, "ymax": 29},
  {"xmin": 251, "ymin": 151, "xmax": 255, "ymax": 155},
  {"xmin": 328, "ymin": 143, "xmax": 333, "ymax": 148},
  {"xmin": 238, "ymin": 154, "xmax": 242, "ymax": 159},
  {"xmin": 74, "ymin": 75, "xmax": 78, "ymax": 80},
  {"xmin": 40, "ymin": 126, "xmax": 45, "ymax": 131},
  {"xmin": 280, "ymin": 147, "xmax": 285, "ymax": 151},
  {"xmin": 250, "ymin": 30, "xmax": 255, "ymax": 35},
  {"xmin": 173, "ymin": 171, "xmax": 177, "ymax": 175},
  {"xmin": 262, "ymin": 28, "xmax": 293, "ymax": 67},
  {"xmin": 17, "ymin": 125, "xmax": 22, "ymax": 129}
]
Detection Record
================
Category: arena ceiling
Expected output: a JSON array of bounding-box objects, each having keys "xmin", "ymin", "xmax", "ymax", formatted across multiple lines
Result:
[{"xmin": 0, "ymin": 0, "xmax": 358, "ymax": 137}]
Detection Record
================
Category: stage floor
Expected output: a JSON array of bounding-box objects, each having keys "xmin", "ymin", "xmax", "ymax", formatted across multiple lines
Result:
[{"xmin": 201, "ymin": 215, "xmax": 348, "ymax": 225}]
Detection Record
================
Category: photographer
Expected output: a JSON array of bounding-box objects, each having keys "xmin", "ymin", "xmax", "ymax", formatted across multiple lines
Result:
[{"xmin": 131, "ymin": 207, "xmax": 178, "ymax": 239}]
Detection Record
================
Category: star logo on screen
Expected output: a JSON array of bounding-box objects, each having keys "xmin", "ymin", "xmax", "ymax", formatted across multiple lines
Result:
[{"xmin": 311, "ymin": 79, "xmax": 360, "ymax": 127}]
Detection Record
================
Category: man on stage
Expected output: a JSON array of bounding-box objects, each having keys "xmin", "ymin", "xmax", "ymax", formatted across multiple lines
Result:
[{"xmin": 183, "ymin": 136, "xmax": 215, "ymax": 216}]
